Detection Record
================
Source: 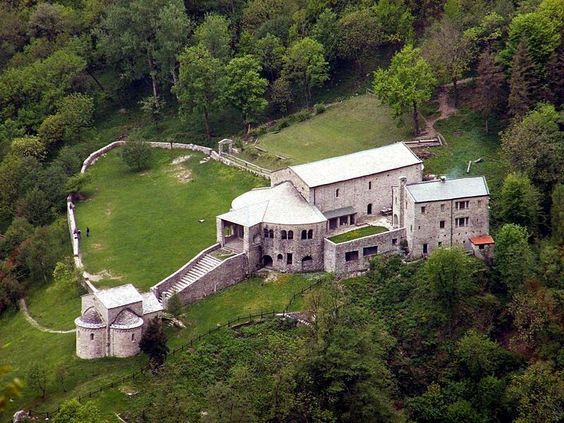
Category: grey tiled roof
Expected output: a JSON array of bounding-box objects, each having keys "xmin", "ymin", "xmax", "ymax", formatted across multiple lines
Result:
[
  {"xmin": 323, "ymin": 206, "xmax": 356, "ymax": 220},
  {"xmin": 75, "ymin": 307, "xmax": 105, "ymax": 329},
  {"xmin": 110, "ymin": 308, "xmax": 143, "ymax": 329},
  {"xmin": 94, "ymin": 284, "xmax": 143, "ymax": 309},
  {"xmin": 289, "ymin": 143, "xmax": 421, "ymax": 188},
  {"xmin": 141, "ymin": 292, "xmax": 164, "ymax": 315},
  {"xmin": 406, "ymin": 177, "xmax": 489, "ymax": 203},
  {"xmin": 218, "ymin": 182, "xmax": 327, "ymax": 226}
]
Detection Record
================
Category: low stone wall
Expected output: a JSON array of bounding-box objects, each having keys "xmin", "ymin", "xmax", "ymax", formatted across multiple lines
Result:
[
  {"xmin": 151, "ymin": 243, "xmax": 220, "ymax": 300},
  {"xmin": 324, "ymin": 227, "xmax": 406, "ymax": 275},
  {"xmin": 176, "ymin": 253, "xmax": 249, "ymax": 305},
  {"xmin": 67, "ymin": 139, "xmax": 268, "ymax": 296}
]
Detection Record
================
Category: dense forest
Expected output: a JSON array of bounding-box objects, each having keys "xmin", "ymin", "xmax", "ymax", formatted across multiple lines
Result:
[{"xmin": 0, "ymin": 0, "xmax": 562, "ymax": 421}]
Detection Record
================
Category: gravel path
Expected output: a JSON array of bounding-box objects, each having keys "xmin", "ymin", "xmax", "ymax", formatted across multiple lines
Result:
[{"xmin": 18, "ymin": 299, "xmax": 75, "ymax": 334}]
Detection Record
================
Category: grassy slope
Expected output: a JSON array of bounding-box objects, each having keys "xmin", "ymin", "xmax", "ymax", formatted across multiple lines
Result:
[
  {"xmin": 329, "ymin": 225, "xmax": 388, "ymax": 243},
  {"xmin": 241, "ymin": 95, "xmax": 412, "ymax": 169},
  {"xmin": 0, "ymin": 274, "xmax": 313, "ymax": 420},
  {"xmin": 425, "ymin": 110, "xmax": 506, "ymax": 191},
  {"xmin": 75, "ymin": 149, "xmax": 266, "ymax": 290}
]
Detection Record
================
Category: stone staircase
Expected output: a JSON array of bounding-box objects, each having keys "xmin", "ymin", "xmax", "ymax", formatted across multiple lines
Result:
[{"xmin": 161, "ymin": 253, "xmax": 223, "ymax": 303}]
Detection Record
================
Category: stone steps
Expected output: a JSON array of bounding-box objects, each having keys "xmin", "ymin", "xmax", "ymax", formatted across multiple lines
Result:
[{"xmin": 161, "ymin": 254, "xmax": 223, "ymax": 302}]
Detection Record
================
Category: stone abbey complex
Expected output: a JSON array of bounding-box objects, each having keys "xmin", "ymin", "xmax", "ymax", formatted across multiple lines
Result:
[{"xmin": 76, "ymin": 141, "xmax": 493, "ymax": 358}]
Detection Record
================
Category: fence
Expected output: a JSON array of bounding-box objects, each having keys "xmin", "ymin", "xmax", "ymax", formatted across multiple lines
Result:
[{"xmin": 25, "ymin": 276, "xmax": 328, "ymax": 419}]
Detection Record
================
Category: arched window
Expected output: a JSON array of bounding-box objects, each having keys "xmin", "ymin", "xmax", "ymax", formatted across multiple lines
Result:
[
  {"xmin": 90, "ymin": 333, "xmax": 94, "ymax": 341},
  {"xmin": 264, "ymin": 228, "xmax": 269, "ymax": 238},
  {"xmin": 277, "ymin": 254, "xmax": 283, "ymax": 261},
  {"xmin": 269, "ymin": 229, "xmax": 274, "ymax": 238},
  {"xmin": 281, "ymin": 230, "xmax": 287, "ymax": 239},
  {"xmin": 301, "ymin": 230, "xmax": 307, "ymax": 240},
  {"xmin": 367, "ymin": 203, "xmax": 373, "ymax": 215},
  {"xmin": 288, "ymin": 230, "xmax": 294, "ymax": 239},
  {"xmin": 308, "ymin": 229, "xmax": 313, "ymax": 239}
]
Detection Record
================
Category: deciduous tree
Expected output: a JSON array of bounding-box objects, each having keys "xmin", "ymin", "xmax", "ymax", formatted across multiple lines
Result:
[
  {"xmin": 194, "ymin": 14, "xmax": 232, "ymax": 63},
  {"xmin": 497, "ymin": 173, "xmax": 541, "ymax": 236},
  {"xmin": 473, "ymin": 49, "xmax": 506, "ymax": 133},
  {"xmin": 27, "ymin": 362, "xmax": 48, "ymax": 399},
  {"xmin": 494, "ymin": 224, "xmax": 534, "ymax": 294},
  {"xmin": 140, "ymin": 317, "xmax": 169, "ymax": 372},
  {"xmin": 52, "ymin": 399, "xmax": 105, "ymax": 423},
  {"xmin": 373, "ymin": 44, "xmax": 436, "ymax": 135},
  {"xmin": 508, "ymin": 40, "xmax": 542, "ymax": 118}
]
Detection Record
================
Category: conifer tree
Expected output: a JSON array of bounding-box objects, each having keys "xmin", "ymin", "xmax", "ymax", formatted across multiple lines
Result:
[
  {"xmin": 139, "ymin": 317, "xmax": 169, "ymax": 372},
  {"xmin": 473, "ymin": 50, "xmax": 505, "ymax": 133},
  {"xmin": 508, "ymin": 40, "xmax": 542, "ymax": 118}
]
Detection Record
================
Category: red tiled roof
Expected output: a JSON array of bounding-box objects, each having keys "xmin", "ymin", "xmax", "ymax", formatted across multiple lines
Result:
[{"xmin": 470, "ymin": 235, "xmax": 495, "ymax": 245}]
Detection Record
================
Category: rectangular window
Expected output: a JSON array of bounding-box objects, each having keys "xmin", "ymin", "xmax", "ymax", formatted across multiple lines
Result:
[
  {"xmin": 363, "ymin": 246, "xmax": 379, "ymax": 256},
  {"xmin": 345, "ymin": 251, "xmax": 359, "ymax": 262},
  {"xmin": 392, "ymin": 238, "xmax": 398, "ymax": 246},
  {"xmin": 441, "ymin": 204, "xmax": 445, "ymax": 212},
  {"xmin": 423, "ymin": 243, "xmax": 428, "ymax": 254},
  {"xmin": 421, "ymin": 206, "xmax": 426, "ymax": 214},
  {"xmin": 455, "ymin": 217, "xmax": 469, "ymax": 227},
  {"xmin": 349, "ymin": 214, "xmax": 355, "ymax": 224},
  {"xmin": 368, "ymin": 181, "xmax": 372, "ymax": 190},
  {"xmin": 455, "ymin": 201, "xmax": 470, "ymax": 210},
  {"xmin": 478, "ymin": 200, "xmax": 482, "ymax": 207},
  {"xmin": 335, "ymin": 189, "xmax": 339, "ymax": 197},
  {"xmin": 286, "ymin": 253, "xmax": 293, "ymax": 264},
  {"xmin": 440, "ymin": 220, "xmax": 445, "ymax": 228},
  {"xmin": 329, "ymin": 218, "xmax": 338, "ymax": 230},
  {"xmin": 339, "ymin": 215, "xmax": 349, "ymax": 225}
]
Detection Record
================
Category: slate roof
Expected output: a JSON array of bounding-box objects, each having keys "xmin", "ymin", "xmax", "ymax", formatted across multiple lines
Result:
[
  {"xmin": 289, "ymin": 143, "xmax": 422, "ymax": 188},
  {"xmin": 75, "ymin": 307, "xmax": 105, "ymax": 329},
  {"xmin": 110, "ymin": 308, "xmax": 143, "ymax": 329},
  {"xmin": 218, "ymin": 182, "xmax": 326, "ymax": 226},
  {"xmin": 94, "ymin": 284, "xmax": 143, "ymax": 310},
  {"xmin": 323, "ymin": 206, "xmax": 356, "ymax": 220},
  {"xmin": 141, "ymin": 292, "xmax": 164, "ymax": 315},
  {"xmin": 406, "ymin": 177, "xmax": 489, "ymax": 203}
]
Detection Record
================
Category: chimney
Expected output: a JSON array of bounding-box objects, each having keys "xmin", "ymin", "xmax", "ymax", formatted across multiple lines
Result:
[
  {"xmin": 440, "ymin": 176, "xmax": 446, "ymax": 183},
  {"xmin": 399, "ymin": 176, "xmax": 407, "ymax": 228}
]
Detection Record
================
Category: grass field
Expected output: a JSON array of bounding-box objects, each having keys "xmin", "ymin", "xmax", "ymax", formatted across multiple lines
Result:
[
  {"xmin": 240, "ymin": 95, "xmax": 412, "ymax": 169},
  {"xmin": 0, "ymin": 273, "xmax": 316, "ymax": 420},
  {"xmin": 75, "ymin": 148, "xmax": 266, "ymax": 290},
  {"xmin": 426, "ymin": 109, "xmax": 507, "ymax": 191},
  {"xmin": 329, "ymin": 225, "xmax": 388, "ymax": 243}
]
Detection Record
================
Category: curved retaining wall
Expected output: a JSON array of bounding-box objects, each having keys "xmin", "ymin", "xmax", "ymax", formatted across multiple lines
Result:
[{"xmin": 67, "ymin": 140, "xmax": 269, "ymax": 294}]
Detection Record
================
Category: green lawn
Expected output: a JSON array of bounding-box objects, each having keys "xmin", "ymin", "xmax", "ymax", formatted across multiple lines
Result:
[
  {"xmin": 240, "ymin": 95, "xmax": 412, "ymax": 169},
  {"xmin": 329, "ymin": 225, "xmax": 388, "ymax": 243},
  {"xmin": 75, "ymin": 148, "xmax": 266, "ymax": 291},
  {"xmin": 0, "ymin": 273, "xmax": 317, "ymax": 420},
  {"xmin": 425, "ymin": 110, "xmax": 507, "ymax": 192}
]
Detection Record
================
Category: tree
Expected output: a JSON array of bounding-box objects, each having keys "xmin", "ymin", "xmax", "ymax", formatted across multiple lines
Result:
[
  {"xmin": 501, "ymin": 104, "xmax": 563, "ymax": 193},
  {"xmin": 139, "ymin": 95, "xmax": 166, "ymax": 126},
  {"xmin": 225, "ymin": 55, "xmax": 268, "ymax": 134},
  {"xmin": 10, "ymin": 136, "xmax": 46, "ymax": 161},
  {"xmin": 55, "ymin": 365, "xmax": 69, "ymax": 393},
  {"xmin": 373, "ymin": 44, "xmax": 436, "ymax": 135},
  {"xmin": 139, "ymin": 317, "xmax": 169, "ymax": 372},
  {"xmin": 27, "ymin": 2, "xmax": 66, "ymax": 41},
  {"xmin": 495, "ymin": 224, "xmax": 534, "ymax": 294},
  {"xmin": 497, "ymin": 173, "xmax": 541, "ymax": 236},
  {"xmin": 27, "ymin": 362, "xmax": 48, "ymax": 399},
  {"xmin": 16, "ymin": 188, "xmax": 53, "ymax": 226},
  {"xmin": 373, "ymin": 0, "xmax": 415, "ymax": 45},
  {"xmin": 508, "ymin": 40, "xmax": 542, "ymax": 118},
  {"xmin": 472, "ymin": 49, "xmax": 506, "ymax": 133},
  {"xmin": 283, "ymin": 37, "xmax": 328, "ymax": 107},
  {"xmin": 120, "ymin": 140, "xmax": 152, "ymax": 172},
  {"xmin": 58, "ymin": 94, "xmax": 94, "ymax": 143},
  {"xmin": 337, "ymin": 8, "xmax": 383, "ymax": 74},
  {"xmin": 311, "ymin": 9, "xmax": 339, "ymax": 66},
  {"xmin": 52, "ymin": 399, "xmax": 105, "ymax": 423},
  {"xmin": 270, "ymin": 77, "xmax": 293, "ymax": 113},
  {"xmin": 455, "ymin": 330, "xmax": 505, "ymax": 379},
  {"xmin": 507, "ymin": 362, "xmax": 564, "ymax": 423},
  {"xmin": 194, "ymin": 14, "xmax": 232, "ymax": 62},
  {"xmin": 38, "ymin": 114, "xmax": 65, "ymax": 146},
  {"xmin": 551, "ymin": 184, "xmax": 564, "ymax": 243},
  {"xmin": 423, "ymin": 18, "xmax": 471, "ymax": 106},
  {"xmin": 175, "ymin": 45, "xmax": 225, "ymax": 140},
  {"xmin": 423, "ymin": 247, "xmax": 478, "ymax": 321},
  {"xmin": 254, "ymin": 34, "xmax": 286, "ymax": 80},
  {"xmin": 96, "ymin": 0, "xmax": 190, "ymax": 99}
]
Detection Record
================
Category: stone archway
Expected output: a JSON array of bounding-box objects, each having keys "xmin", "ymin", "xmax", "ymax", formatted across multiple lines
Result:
[
  {"xmin": 218, "ymin": 138, "xmax": 234, "ymax": 156},
  {"xmin": 262, "ymin": 255, "xmax": 273, "ymax": 267},
  {"xmin": 301, "ymin": 256, "xmax": 313, "ymax": 271}
]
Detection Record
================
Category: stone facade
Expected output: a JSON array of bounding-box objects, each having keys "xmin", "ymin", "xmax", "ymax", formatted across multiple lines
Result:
[{"xmin": 75, "ymin": 285, "xmax": 163, "ymax": 359}]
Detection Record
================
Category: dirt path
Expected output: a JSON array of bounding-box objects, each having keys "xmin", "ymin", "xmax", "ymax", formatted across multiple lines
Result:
[
  {"xmin": 420, "ymin": 85, "xmax": 459, "ymax": 138},
  {"xmin": 19, "ymin": 299, "xmax": 76, "ymax": 334}
]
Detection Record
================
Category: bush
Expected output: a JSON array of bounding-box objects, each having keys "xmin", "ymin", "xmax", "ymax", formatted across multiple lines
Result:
[
  {"xmin": 64, "ymin": 173, "xmax": 90, "ymax": 196},
  {"xmin": 314, "ymin": 103, "xmax": 326, "ymax": 114},
  {"xmin": 293, "ymin": 109, "xmax": 311, "ymax": 122},
  {"xmin": 167, "ymin": 293, "xmax": 183, "ymax": 317},
  {"xmin": 120, "ymin": 140, "xmax": 152, "ymax": 172},
  {"xmin": 10, "ymin": 136, "xmax": 46, "ymax": 160},
  {"xmin": 274, "ymin": 118, "xmax": 290, "ymax": 132}
]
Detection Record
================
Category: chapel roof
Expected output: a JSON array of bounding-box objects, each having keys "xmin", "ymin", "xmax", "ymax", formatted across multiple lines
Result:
[
  {"xmin": 288, "ymin": 143, "xmax": 422, "ymax": 188},
  {"xmin": 110, "ymin": 308, "xmax": 143, "ymax": 329},
  {"xmin": 405, "ymin": 176, "xmax": 489, "ymax": 203},
  {"xmin": 141, "ymin": 292, "xmax": 164, "ymax": 315},
  {"xmin": 94, "ymin": 284, "xmax": 143, "ymax": 310},
  {"xmin": 75, "ymin": 307, "xmax": 105, "ymax": 329},
  {"xmin": 218, "ymin": 182, "xmax": 326, "ymax": 226}
]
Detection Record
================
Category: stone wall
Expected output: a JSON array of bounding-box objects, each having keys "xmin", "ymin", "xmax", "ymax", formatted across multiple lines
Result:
[
  {"xmin": 323, "ymin": 227, "xmax": 406, "ymax": 274},
  {"xmin": 405, "ymin": 194, "xmax": 489, "ymax": 256},
  {"xmin": 76, "ymin": 325, "xmax": 106, "ymax": 359},
  {"xmin": 177, "ymin": 253, "xmax": 249, "ymax": 304},
  {"xmin": 311, "ymin": 164, "xmax": 422, "ymax": 222},
  {"xmin": 109, "ymin": 326, "xmax": 142, "ymax": 358},
  {"xmin": 151, "ymin": 243, "xmax": 220, "ymax": 300},
  {"xmin": 270, "ymin": 168, "xmax": 312, "ymax": 202}
]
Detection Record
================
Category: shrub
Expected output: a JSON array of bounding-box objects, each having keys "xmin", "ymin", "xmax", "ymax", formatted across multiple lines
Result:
[
  {"xmin": 274, "ymin": 118, "xmax": 290, "ymax": 132},
  {"xmin": 167, "ymin": 293, "xmax": 183, "ymax": 317},
  {"xmin": 120, "ymin": 140, "xmax": 152, "ymax": 172},
  {"xmin": 294, "ymin": 109, "xmax": 311, "ymax": 122},
  {"xmin": 314, "ymin": 103, "xmax": 326, "ymax": 114},
  {"xmin": 10, "ymin": 136, "xmax": 46, "ymax": 160}
]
